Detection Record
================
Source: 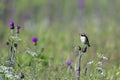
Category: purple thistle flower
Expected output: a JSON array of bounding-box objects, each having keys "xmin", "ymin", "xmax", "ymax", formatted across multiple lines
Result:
[
  {"xmin": 16, "ymin": 25, "xmax": 21, "ymax": 34},
  {"xmin": 16, "ymin": 25, "xmax": 21, "ymax": 30},
  {"xmin": 32, "ymin": 37, "xmax": 38, "ymax": 43},
  {"xmin": 9, "ymin": 21, "xmax": 15, "ymax": 29},
  {"xmin": 77, "ymin": 0, "xmax": 85, "ymax": 8},
  {"xmin": 66, "ymin": 61, "xmax": 72, "ymax": 66}
]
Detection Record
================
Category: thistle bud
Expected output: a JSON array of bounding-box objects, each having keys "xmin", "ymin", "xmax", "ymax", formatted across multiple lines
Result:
[
  {"xmin": 6, "ymin": 41, "xmax": 9, "ymax": 46},
  {"xmin": 14, "ymin": 43, "xmax": 18, "ymax": 48},
  {"xmin": 75, "ymin": 45, "xmax": 81, "ymax": 51},
  {"xmin": 82, "ymin": 46, "xmax": 87, "ymax": 53}
]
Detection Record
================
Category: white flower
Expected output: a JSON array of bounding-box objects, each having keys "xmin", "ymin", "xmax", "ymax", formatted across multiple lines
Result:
[
  {"xmin": 102, "ymin": 56, "xmax": 108, "ymax": 60},
  {"xmin": 96, "ymin": 67, "xmax": 103, "ymax": 71},
  {"xmin": 87, "ymin": 61, "xmax": 94, "ymax": 65},
  {"xmin": 98, "ymin": 61, "xmax": 103, "ymax": 66},
  {"xmin": 26, "ymin": 48, "xmax": 38, "ymax": 57},
  {"xmin": 101, "ymin": 71, "xmax": 106, "ymax": 77},
  {"xmin": 97, "ymin": 53, "xmax": 108, "ymax": 60}
]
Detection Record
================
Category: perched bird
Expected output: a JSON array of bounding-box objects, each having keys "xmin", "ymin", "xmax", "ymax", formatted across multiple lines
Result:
[{"xmin": 80, "ymin": 33, "xmax": 90, "ymax": 47}]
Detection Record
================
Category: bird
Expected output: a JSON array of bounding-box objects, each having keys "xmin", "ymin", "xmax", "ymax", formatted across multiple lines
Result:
[{"xmin": 80, "ymin": 33, "xmax": 90, "ymax": 47}]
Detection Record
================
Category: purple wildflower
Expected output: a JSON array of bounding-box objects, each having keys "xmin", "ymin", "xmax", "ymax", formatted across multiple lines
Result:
[
  {"xmin": 66, "ymin": 61, "xmax": 72, "ymax": 66},
  {"xmin": 9, "ymin": 21, "xmax": 15, "ymax": 29},
  {"xmin": 77, "ymin": 0, "xmax": 85, "ymax": 8},
  {"xmin": 16, "ymin": 25, "xmax": 21, "ymax": 34},
  {"xmin": 32, "ymin": 37, "xmax": 38, "ymax": 43},
  {"xmin": 16, "ymin": 25, "xmax": 21, "ymax": 30}
]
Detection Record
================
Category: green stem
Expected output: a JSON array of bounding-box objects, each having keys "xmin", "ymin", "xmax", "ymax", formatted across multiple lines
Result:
[{"xmin": 77, "ymin": 51, "xmax": 83, "ymax": 80}]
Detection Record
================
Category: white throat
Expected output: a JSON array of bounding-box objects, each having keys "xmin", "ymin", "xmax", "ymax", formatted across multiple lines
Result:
[{"xmin": 80, "ymin": 36, "xmax": 86, "ymax": 43}]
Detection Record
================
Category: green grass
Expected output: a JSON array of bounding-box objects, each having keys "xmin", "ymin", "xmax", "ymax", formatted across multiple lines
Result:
[
  {"xmin": 0, "ymin": 23, "xmax": 120, "ymax": 80},
  {"xmin": 0, "ymin": 0, "xmax": 120, "ymax": 80}
]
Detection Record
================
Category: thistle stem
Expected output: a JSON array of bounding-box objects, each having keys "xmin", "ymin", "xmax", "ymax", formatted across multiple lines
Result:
[
  {"xmin": 11, "ymin": 29, "xmax": 14, "ymax": 36},
  {"xmin": 13, "ymin": 46, "xmax": 17, "ymax": 66},
  {"xmin": 77, "ymin": 51, "xmax": 83, "ymax": 80},
  {"xmin": 32, "ymin": 58, "xmax": 36, "ymax": 80},
  {"xmin": 32, "ymin": 46, "xmax": 37, "ymax": 80}
]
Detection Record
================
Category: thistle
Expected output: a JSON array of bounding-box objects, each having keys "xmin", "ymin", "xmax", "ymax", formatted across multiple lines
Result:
[
  {"xmin": 77, "ymin": 33, "xmax": 90, "ymax": 80},
  {"xmin": 31, "ymin": 37, "xmax": 38, "ymax": 80}
]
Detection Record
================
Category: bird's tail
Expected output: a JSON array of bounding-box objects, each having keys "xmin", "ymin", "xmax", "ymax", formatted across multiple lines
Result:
[{"xmin": 88, "ymin": 43, "xmax": 90, "ymax": 47}]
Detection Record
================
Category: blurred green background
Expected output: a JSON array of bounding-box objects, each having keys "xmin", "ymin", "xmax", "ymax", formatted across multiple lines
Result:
[{"xmin": 0, "ymin": 0, "xmax": 120, "ymax": 78}]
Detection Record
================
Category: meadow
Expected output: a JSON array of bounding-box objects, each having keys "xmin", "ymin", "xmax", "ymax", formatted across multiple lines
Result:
[{"xmin": 0, "ymin": 0, "xmax": 120, "ymax": 80}]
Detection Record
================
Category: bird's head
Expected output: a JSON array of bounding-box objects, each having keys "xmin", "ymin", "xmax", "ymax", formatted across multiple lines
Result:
[{"xmin": 80, "ymin": 33, "xmax": 86, "ymax": 36}]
